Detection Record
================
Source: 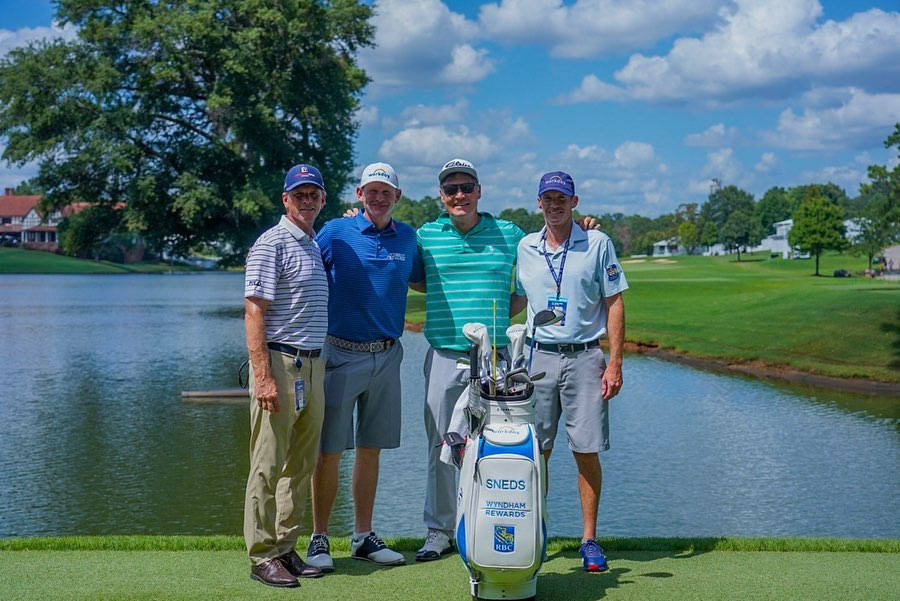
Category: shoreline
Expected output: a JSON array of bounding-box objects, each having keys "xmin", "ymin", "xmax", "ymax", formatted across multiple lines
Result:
[{"xmin": 404, "ymin": 321, "xmax": 899, "ymax": 396}]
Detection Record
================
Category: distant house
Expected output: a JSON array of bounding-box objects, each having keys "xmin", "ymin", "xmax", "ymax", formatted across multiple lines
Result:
[
  {"xmin": 752, "ymin": 218, "xmax": 862, "ymax": 259},
  {"xmin": 0, "ymin": 189, "xmax": 65, "ymax": 251},
  {"xmin": 652, "ymin": 237, "xmax": 684, "ymax": 257}
]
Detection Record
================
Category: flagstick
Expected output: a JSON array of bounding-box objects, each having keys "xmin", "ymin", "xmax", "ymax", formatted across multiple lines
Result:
[{"xmin": 492, "ymin": 298, "xmax": 497, "ymax": 396}]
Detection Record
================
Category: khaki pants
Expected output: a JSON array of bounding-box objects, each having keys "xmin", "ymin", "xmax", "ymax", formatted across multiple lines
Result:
[{"xmin": 244, "ymin": 349, "xmax": 324, "ymax": 565}]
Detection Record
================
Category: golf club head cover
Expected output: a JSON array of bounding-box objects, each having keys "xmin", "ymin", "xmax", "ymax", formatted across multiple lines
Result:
[{"xmin": 443, "ymin": 431, "xmax": 467, "ymax": 469}]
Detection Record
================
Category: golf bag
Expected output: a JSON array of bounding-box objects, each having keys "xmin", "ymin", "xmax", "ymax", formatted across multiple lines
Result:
[{"xmin": 454, "ymin": 345, "xmax": 548, "ymax": 601}]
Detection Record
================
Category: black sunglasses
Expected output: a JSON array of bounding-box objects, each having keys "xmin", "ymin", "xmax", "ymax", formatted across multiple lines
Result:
[{"xmin": 441, "ymin": 182, "xmax": 478, "ymax": 195}]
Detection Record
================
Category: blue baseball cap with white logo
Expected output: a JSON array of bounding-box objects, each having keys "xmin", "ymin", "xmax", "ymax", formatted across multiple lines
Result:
[
  {"xmin": 538, "ymin": 171, "xmax": 575, "ymax": 196},
  {"xmin": 284, "ymin": 164, "xmax": 325, "ymax": 192}
]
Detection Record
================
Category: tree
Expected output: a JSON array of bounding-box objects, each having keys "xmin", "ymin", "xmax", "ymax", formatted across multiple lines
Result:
[
  {"xmin": 719, "ymin": 209, "xmax": 762, "ymax": 261},
  {"xmin": 701, "ymin": 221, "xmax": 718, "ymax": 253},
  {"xmin": 498, "ymin": 207, "xmax": 545, "ymax": 234},
  {"xmin": 677, "ymin": 220, "xmax": 700, "ymax": 254},
  {"xmin": 391, "ymin": 195, "xmax": 443, "ymax": 229},
  {"xmin": 789, "ymin": 187, "xmax": 848, "ymax": 275},
  {"xmin": 755, "ymin": 186, "xmax": 792, "ymax": 235},
  {"xmin": 58, "ymin": 204, "xmax": 126, "ymax": 260},
  {"xmin": 700, "ymin": 185, "xmax": 755, "ymax": 234},
  {"xmin": 0, "ymin": 0, "xmax": 373, "ymax": 265},
  {"xmin": 855, "ymin": 123, "xmax": 900, "ymax": 268}
]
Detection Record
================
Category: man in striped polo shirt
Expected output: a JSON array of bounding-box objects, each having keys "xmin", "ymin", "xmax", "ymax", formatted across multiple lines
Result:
[
  {"xmin": 412, "ymin": 158, "xmax": 529, "ymax": 560},
  {"xmin": 306, "ymin": 162, "xmax": 423, "ymax": 570},
  {"xmin": 243, "ymin": 164, "xmax": 329, "ymax": 588}
]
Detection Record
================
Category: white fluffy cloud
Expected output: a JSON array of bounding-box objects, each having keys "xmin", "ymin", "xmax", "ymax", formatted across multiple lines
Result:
[
  {"xmin": 479, "ymin": 0, "xmax": 722, "ymax": 58},
  {"xmin": 754, "ymin": 152, "xmax": 778, "ymax": 173},
  {"xmin": 0, "ymin": 23, "xmax": 78, "ymax": 57},
  {"xmin": 684, "ymin": 123, "xmax": 740, "ymax": 147},
  {"xmin": 399, "ymin": 99, "xmax": 469, "ymax": 127},
  {"xmin": 760, "ymin": 88, "xmax": 900, "ymax": 150},
  {"xmin": 378, "ymin": 125, "xmax": 497, "ymax": 166},
  {"xmin": 359, "ymin": 0, "xmax": 493, "ymax": 88},
  {"xmin": 558, "ymin": 0, "xmax": 900, "ymax": 104}
]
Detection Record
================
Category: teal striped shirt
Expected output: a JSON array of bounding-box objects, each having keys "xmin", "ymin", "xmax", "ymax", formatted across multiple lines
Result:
[{"xmin": 415, "ymin": 212, "xmax": 525, "ymax": 350}]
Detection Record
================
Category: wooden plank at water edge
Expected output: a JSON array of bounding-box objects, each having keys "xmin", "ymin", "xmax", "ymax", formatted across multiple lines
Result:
[{"xmin": 181, "ymin": 388, "xmax": 249, "ymax": 404}]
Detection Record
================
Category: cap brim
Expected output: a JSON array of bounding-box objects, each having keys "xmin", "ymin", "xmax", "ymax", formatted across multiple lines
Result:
[
  {"xmin": 285, "ymin": 181, "xmax": 326, "ymax": 192},
  {"xmin": 439, "ymin": 167, "xmax": 478, "ymax": 182},
  {"xmin": 539, "ymin": 183, "xmax": 574, "ymax": 196}
]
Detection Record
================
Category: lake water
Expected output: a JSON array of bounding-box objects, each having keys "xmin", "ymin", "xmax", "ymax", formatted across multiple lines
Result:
[{"xmin": 0, "ymin": 273, "xmax": 897, "ymax": 539}]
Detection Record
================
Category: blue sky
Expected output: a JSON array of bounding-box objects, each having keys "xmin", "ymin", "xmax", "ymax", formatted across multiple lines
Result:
[{"xmin": 1, "ymin": 0, "xmax": 899, "ymax": 217}]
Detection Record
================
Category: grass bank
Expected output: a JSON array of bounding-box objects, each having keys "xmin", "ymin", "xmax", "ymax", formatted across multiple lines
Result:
[
  {"xmin": 1, "ymin": 536, "xmax": 897, "ymax": 601},
  {"xmin": 0, "ymin": 247, "xmax": 195, "ymax": 274},
  {"xmin": 408, "ymin": 252, "xmax": 899, "ymax": 384}
]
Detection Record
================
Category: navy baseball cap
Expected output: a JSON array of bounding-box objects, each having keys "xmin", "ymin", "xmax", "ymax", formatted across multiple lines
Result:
[
  {"xmin": 538, "ymin": 171, "xmax": 575, "ymax": 196},
  {"xmin": 284, "ymin": 164, "xmax": 325, "ymax": 192}
]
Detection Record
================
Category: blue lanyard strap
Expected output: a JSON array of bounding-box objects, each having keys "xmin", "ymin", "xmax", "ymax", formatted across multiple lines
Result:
[{"xmin": 541, "ymin": 231, "xmax": 569, "ymax": 299}]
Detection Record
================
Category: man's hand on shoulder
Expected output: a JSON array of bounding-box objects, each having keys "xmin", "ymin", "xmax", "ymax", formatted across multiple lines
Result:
[
  {"xmin": 576, "ymin": 215, "xmax": 601, "ymax": 231},
  {"xmin": 343, "ymin": 207, "xmax": 360, "ymax": 218}
]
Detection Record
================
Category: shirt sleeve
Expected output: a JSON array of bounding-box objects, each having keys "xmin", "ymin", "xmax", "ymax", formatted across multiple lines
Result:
[
  {"xmin": 409, "ymin": 243, "xmax": 425, "ymax": 284},
  {"xmin": 510, "ymin": 224, "xmax": 527, "ymax": 296},
  {"xmin": 595, "ymin": 235, "xmax": 629, "ymax": 297},
  {"xmin": 315, "ymin": 220, "xmax": 334, "ymax": 268},
  {"xmin": 244, "ymin": 240, "xmax": 279, "ymax": 301}
]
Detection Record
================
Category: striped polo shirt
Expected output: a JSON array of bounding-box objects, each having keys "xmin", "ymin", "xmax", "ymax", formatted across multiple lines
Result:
[
  {"xmin": 413, "ymin": 212, "xmax": 525, "ymax": 351},
  {"xmin": 244, "ymin": 215, "xmax": 328, "ymax": 350}
]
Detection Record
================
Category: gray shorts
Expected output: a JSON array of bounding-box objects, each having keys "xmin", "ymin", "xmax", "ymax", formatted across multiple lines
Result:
[
  {"xmin": 320, "ymin": 340, "xmax": 403, "ymax": 453},
  {"xmin": 531, "ymin": 345, "xmax": 609, "ymax": 453}
]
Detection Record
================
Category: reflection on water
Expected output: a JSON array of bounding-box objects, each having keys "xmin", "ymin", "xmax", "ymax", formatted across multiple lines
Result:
[{"xmin": 0, "ymin": 273, "xmax": 897, "ymax": 539}]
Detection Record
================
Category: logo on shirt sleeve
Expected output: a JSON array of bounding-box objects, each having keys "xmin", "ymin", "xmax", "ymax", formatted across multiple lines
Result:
[{"xmin": 606, "ymin": 264, "xmax": 620, "ymax": 281}]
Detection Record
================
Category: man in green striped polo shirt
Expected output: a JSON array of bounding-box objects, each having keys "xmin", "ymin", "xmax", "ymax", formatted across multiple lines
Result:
[{"xmin": 411, "ymin": 158, "xmax": 529, "ymax": 560}]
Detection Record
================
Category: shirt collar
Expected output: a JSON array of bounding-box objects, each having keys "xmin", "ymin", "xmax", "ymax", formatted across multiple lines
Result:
[
  {"xmin": 279, "ymin": 215, "xmax": 311, "ymax": 241},
  {"xmin": 438, "ymin": 211, "xmax": 490, "ymax": 235},
  {"xmin": 530, "ymin": 220, "xmax": 586, "ymax": 249},
  {"xmin": 356, "ymin": 210, "xmax": 396, "ymax": 233}
]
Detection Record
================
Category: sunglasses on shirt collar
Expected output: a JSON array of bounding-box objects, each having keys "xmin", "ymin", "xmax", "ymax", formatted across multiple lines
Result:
[{"xmin": 441, "ymin": 182, "xmax": 479, "ymax": 195}]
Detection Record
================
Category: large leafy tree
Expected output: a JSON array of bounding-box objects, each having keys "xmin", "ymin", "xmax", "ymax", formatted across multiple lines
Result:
[
  {"xmin": 0, "ymin": 0, "xmax": 373, "ymax": 264},
  {"xmin": 700, "ymin": 185, "xmax": 757, "ymax": 253},
  {"xmin": 789, "ymin": 186, "xmax": 848, "ymax": 276},
  {"xmin": 719, "ymin": 208, "xmax": 762, "ymax": 261},
  {"xmin": 392, "ymin": 195, "xmax": 443, "ymax": 229},
  {"xmin": 755, "ymin": 186, "xmax": 792, "ymax": 236},
  {"xmin": 855, "ymin": 124, "xmax": 900, "ymax": 269}
]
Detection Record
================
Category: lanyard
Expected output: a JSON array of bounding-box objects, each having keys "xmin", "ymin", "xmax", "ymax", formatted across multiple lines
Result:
[{"xmin": 541, "ymin": 231, "xmax": 569, "ymax": 299}]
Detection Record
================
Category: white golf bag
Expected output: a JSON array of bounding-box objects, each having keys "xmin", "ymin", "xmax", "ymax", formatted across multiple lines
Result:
[{"xmin": 449, "ymin": 323, "xmax": 549, "ymax": 601}]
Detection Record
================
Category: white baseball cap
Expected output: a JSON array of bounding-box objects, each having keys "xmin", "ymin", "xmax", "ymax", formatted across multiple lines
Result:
[{"xmin": 359, "ymin": 162, "xmax": 399, "ymax": 190}]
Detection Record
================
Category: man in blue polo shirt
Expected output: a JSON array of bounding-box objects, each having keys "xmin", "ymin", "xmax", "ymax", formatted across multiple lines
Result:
[
  {"xmin": 516, "ymin": 171, "xmax": 627, "ymax": 574},
  {"xmin": 307, "ymin": 162, "xmax": 423, "ymax": 571}
]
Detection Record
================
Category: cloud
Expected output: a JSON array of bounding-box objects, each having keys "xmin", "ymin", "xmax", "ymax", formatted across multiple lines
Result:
[
  {"xmin": 359, "ymin": 0, "xmax": 493, "ymax": 88},
  {"xmin": 0, "ymin": 23, "xmax": 78, "ymax": 57},
  {"xmin": 702, "ymin": 148, "xmax": 743, "ymax": 183},
  {"xmin": 558, "ymin": 1, "xmax": 900, "ymax": 104},
  {"xmin": 399, "ymin": 99, "xmax": 469, "ymax": 127},
  {"xmin": 355, "ymin": 105, "xmax": 380, "ymax": 128},
  {"xmin": 760, "ymin": 88, "xmax": 900, "ymax": 150},
  {"xmin": 377, "ymin": 125, "xmax": 497, "ymax": 166},
  {"xmin": 684, "ymin": 123, "xmax": 739, "ymax": 147},
  {"xmin": 754, "ymin": 152, "xmax": 778, "ymax": 173},
  {"xmin": 479, "ymin": 0, "xmax": 722, "ymax": 58}
]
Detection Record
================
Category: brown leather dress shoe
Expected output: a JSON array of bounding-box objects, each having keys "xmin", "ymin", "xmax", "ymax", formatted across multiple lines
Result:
[
  {"xmin": 279, "ymin": 549, "xmax": 325, "ymax": 578},
  {"xmin": 250, "ymin": 558, "xmax": 299, "ymax": 588}
]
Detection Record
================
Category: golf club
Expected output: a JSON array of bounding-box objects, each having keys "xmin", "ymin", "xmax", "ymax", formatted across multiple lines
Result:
[{"xmin": 506, "ymin": 324, "xmax": 527, "ymax": 369}]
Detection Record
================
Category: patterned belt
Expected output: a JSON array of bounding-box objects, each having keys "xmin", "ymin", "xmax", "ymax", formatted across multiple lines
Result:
[
  {"xmin": 326, "ymin": 335, "xmax": 397, "ymax": 353},
  {"xmin": 267, "ymin": 341, "xmax": 322, "ymax": 358},
  {"xmin": 525, "ymin": 338, "xmax": 601, "ymax": 353}
]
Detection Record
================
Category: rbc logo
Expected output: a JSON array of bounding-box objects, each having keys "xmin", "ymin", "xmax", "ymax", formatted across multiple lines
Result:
[{"xmin": 494, "ymin": 525, "xmax": 515, "ymax": 553}]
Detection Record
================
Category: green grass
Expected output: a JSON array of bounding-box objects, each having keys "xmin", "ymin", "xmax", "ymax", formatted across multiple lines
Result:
[
  {"xmin": 1, "ymin": 537, "xmax": 897, "ymax": 601},
  {"xmin": 619, "ymin": 252, "xmax": 899, "ymax": 382},
  {"xmin": 0, "ymin": 247, "xmax": 195, "ymax": 274}
]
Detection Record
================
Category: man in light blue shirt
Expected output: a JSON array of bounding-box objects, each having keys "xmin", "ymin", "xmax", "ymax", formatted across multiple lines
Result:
[{"xmin": 516, "ymin": 171, "xmax": 627, "ymax": 574}]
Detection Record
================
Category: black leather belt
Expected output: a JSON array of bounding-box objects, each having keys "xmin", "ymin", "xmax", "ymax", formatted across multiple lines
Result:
[
  {"xmin": 267, "ymin": 341, "xmax": 322, "ymax": 358},
  {"xmin": 525, "ymin": 338, "xmax": 601, "ymax": 353},
  {"xmin": 326, "ymin": 335, "xmax": 397, "ymax": 353}
]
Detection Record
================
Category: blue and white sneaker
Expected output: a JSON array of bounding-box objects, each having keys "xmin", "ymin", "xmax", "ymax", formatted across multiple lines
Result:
[
  {"xmin": 351, "ymin": 531, "xmax": 405, "ymax": 566},
  {"xmin": 580, "ymin": 539, "xmax": 609, "ymax": 572}
]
